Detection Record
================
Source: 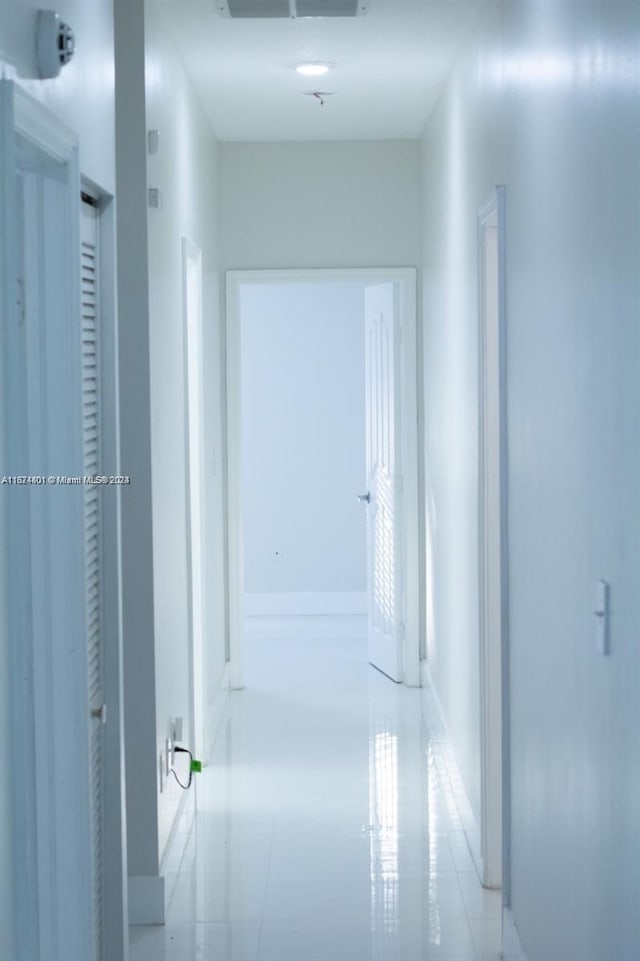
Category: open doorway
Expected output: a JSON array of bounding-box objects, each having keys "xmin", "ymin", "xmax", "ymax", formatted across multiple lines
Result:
[
  {"xmin": 225, "ymin": 269, "xmax": 421, "ymax": 688},
  {"xmin": 240, "ymin": 281, "xmax": 367, "ymax": 621}
]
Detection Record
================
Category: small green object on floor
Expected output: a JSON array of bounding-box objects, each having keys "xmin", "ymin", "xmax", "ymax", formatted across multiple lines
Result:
[{"xmin": 190, "ymin": 759, "xmax": 202, "ymax": 774}]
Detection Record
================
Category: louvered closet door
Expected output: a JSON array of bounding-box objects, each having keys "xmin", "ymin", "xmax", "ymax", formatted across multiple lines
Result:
[{"xmin": 81, "ymin": 197, "xmax": 104, "ymax": 961}]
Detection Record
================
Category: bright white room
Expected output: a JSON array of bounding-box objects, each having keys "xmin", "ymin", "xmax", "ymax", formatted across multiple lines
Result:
[{"xmin": 240, "ymin": 281, "xmax": 368, "ymax": 624}]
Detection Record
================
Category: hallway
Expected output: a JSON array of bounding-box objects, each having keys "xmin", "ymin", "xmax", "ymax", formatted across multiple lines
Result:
[{"xmin": 130, "ymin": 619, "xmax": 500, "ymax": 961}]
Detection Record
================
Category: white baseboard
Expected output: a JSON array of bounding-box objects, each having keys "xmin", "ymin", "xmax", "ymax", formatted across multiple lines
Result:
[
  {"xmin": 244, "ymin": 591, "xmax": 366, "ymax": 617},
  {"xmin": 158, "ymin": 785, "xmax": 196, "ymax": 921},
  {"xmin": 204, "ymin": 661, "xmax": 230, "ymax": 764},
  {"xmin": 421, "ymin": 661, "xmax": 483, "ymax": 880},
  {"xmin": 503, "ymin": 907, "xmax": 528, "ymax": 961},
  {"xmin": 128, "ymin": 875, "xmax": 165, "ymax": 926}
]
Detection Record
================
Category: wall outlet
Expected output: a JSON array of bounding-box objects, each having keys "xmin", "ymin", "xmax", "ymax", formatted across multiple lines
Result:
[{"xmin": 165, "ymin": 737, "xmax": 173, "ymax": 775}]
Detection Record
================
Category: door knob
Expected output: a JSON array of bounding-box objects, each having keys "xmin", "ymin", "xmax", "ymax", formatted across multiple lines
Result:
[
  {"xmin": 91, "ymin": 704, "xmax": 107, "ymax": 725},
  {"xmin": 357, "ymin": 492, "xmax": 371, "ymax": 504}
]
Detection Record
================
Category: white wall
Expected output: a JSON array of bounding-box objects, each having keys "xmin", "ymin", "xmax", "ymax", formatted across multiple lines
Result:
[
  {"xmin": 421, "ymin": 2, "xmax": 640, "ymax": 959},
  {"xmin": 241, "ymin": 282, "xmax": 366, "ymax": 608},
  {"xmin": 145, "ymin": 0, "xmax": 227, "ymax": 864},
  {"xmin": 219, "ymin": 140, "xmax": 421, "ymax": 271},
  {"xmin": 0, "ymin": 0, "xmax": 115, "ymax": 194},
  {"xmin": 0, "ymin": 3, "xmax": 117, "ymax": 956}
]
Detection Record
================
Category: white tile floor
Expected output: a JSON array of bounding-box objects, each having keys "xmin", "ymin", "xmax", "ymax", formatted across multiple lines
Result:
[{"xmin": 130, "ymin": 617, "xmax": 502, "ymax": 961}]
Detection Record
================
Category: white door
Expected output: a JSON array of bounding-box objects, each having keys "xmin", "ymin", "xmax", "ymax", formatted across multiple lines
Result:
[
  {"xmin": 364, "ymin": 283, "xmax": 403, "ymax": 682},
  {"xmin": 81, "ymin": 195, "xmax": 106, "ymax": 960},
  {"xmin": 1, "ymin": 81, "xmax": 95, "ymax": 961}
]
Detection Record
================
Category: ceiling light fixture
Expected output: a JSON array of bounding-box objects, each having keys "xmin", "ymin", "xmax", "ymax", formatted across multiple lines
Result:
[{"xmin": 295, "ymin": 62, "xmax": 333, "ymax": 77}]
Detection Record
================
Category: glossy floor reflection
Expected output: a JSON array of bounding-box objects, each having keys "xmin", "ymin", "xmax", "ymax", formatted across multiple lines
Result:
[{"xmin": 130, "ymin": 617, "xmax": 502, "ymax": 961}]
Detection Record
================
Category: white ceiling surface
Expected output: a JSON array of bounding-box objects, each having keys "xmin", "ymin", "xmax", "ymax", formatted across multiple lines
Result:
[{"xmin": 152, "ymin": 0, "xmax": 482, "ymax": 141}]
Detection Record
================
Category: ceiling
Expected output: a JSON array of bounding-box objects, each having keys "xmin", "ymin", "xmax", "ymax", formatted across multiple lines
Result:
[{"xmin": 151, "ymin": 0, "xmax": 483, "ymax": 141}]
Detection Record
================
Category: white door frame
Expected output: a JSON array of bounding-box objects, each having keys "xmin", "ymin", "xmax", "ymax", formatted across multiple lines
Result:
[
  {"xmin": 182, "ymin": 237, "xmax": 206, "ymax": 760},
  {"xmin": 225, "ymin": 267, "xmax": 421, "ymax": 688},
  {"xmin": 477, "ymin": 186, "xmax": 508, "ymax": 891}
]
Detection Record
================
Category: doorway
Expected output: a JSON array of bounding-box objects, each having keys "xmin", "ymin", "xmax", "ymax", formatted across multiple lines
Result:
[
  {"xmin": 477, "ymin": 186, "xmax": 508, "ymax": 892},
  {"xmin": 225, "ymin": 268, "xmax": 421, "ymax": 688}
]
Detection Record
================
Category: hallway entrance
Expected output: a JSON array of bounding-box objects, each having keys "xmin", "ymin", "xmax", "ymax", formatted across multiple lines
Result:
[
  {"xmin": 225, "ymin": 268, "xmax": 421, "ymax": 688},
  {"xmin": 130, "ymin": 617, "xmax": 501, "ymax": 961}
]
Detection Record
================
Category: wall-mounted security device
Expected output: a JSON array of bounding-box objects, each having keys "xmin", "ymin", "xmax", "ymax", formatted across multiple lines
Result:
[
  {"xmin": 216, "ymin": 0, "xmax": 369, "ymax": 18},
  {"xmin": 36, "ymin": 10, "xmax": 75, "ymax": 79}
]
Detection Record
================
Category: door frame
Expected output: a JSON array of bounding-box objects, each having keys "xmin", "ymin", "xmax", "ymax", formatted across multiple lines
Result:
[
  {"xmin": 182, "ymin": 236, "xmax": 206, "ymax": 760},
  {"xmin": 224, "ymin": 267, "xmax": 421, "ymax": 688},
  {"xmin": 477, "ymin": 186, "xmax": 509, "ymax": 891}
]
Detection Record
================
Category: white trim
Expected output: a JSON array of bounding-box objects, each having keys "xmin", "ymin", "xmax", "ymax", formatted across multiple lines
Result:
[
  {"xmin": 225, "ymin": 267, "xmax": 422, "ymax": 690},
  {"xmin": 477, "ymin": 185, "xmax": 508, "ymax": 891},
  {"xmin": 503, "ymin": 907, "xmax": 528, "ymax": 961},
  {"xmin": 0, "ymin": 77, "xmax": 19, "ymax": 961},
  {"xmin": 13, "ymin": 83, "xmax": 77, "ymax": 163},
  {"xmin": 182, "ymin": 237, "xmax": 206, "ymax": 762},
  {"xmin": 159, "ymin": 787, "xmax": 196, "ymax": 921},
  {"xmin": 244, "ymin": 591, "xmax": 367, "ymax": 617},
  {"xmin": 422, "ymin": 662, "xmax": 483, "ymax": 879},
  {"xmin": 127, "ymin": 876, "xmax": 166, "ymax": 926},
  {"xmin": 204, "ymin": 662, "xmax": 231, "ymax": 764}
]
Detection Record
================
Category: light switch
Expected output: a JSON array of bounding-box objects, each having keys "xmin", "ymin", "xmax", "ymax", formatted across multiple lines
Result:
[{"xmin": 594, "ymin": 579, "xmax": 610, "ymax": 656}]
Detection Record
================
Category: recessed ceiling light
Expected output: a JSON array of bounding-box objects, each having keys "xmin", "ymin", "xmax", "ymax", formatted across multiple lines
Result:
[{"xmin": 295, "ymin": 62, "xmax": 333, "ymax": 77}]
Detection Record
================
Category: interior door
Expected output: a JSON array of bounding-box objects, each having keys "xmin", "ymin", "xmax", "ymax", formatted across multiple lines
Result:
[
  {"xmin": 364, "ymin": 282, "xmax": 403, "ymax": 682},
  {"xmin": 81, "ymin": 195, "xmax": 106, "ymax": 961},
  {"xmin": 2, "ymin": 79, "xmax": 95, "ymax": 961}
]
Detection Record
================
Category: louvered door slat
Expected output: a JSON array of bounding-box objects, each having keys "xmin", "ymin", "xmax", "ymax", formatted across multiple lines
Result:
[{"xmin": 81, "ymin": 199, "xmax": 104, "ymax": 961}]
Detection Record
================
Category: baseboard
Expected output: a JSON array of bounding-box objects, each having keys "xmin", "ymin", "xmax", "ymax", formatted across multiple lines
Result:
[
  {"xmin": 204, "ymin": 661, "xmax": 230, "ymax": 765},
  {"xmin": 128, "ymin": 875, "xmax": 165, "ymax": 926},
  {"xmin": 421, "ymin": 661, "xmax": 483, "ymax": 880},
  {"xmin": 503, "ymin": 907, "xmax": 528, "ymax": 961},
  {"xmin": 158, "ymin": 784, "xmax": 196, "ymax": 921},
  {"xmin": 244, "ymin": 591, "xmax": 366, "ymax": 617}
]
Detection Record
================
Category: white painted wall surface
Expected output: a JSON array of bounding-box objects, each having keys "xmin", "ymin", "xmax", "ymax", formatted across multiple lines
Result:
[
  {"xmin": 115, "ymin": 0, "xmax": 159, "ymax": 897},
  {"xmin": 0, "ymin": 0, "xmax": 115, "ymax": 193},
  {"xmin": 219, "ymin": 140, "xmax": 421, "ymax": 271},
  {"xmin": 421, "ymin": 3, "xmax": 640, "ymax": 960},
  {"xmin": 145, "ymin": 2, "xmax": 227, "ymax": 862},
  {"xmin": 241, "ymin": 283, "xmax": 366, "ymax": 602}
]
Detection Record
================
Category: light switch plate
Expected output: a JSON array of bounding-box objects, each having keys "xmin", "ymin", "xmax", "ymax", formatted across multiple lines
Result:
[{"xmin": 594, "ymin": 579, "xmax": 610, "ymax": 656}]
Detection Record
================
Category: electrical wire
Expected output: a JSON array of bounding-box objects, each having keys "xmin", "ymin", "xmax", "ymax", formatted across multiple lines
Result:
[{"xmin": 169, "ymin": 746, "xmax": 193, "ymax": 790}]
